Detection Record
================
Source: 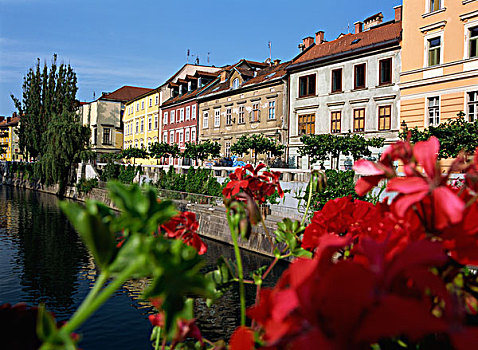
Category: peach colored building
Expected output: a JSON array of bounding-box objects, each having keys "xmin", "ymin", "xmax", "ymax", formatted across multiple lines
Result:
[{"xmin": 400, "ymin": 0, "xmax": 478, "ymax": 129}]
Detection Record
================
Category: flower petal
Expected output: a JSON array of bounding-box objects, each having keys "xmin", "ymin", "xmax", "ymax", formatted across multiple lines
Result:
[{"xmin": 413, "ymin": 136, "xmax": 439, "ymax": 178}]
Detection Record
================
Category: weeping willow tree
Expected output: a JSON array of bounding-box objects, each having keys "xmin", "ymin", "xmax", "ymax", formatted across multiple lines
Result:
[{"xmin": 39, "ymin": 111, "xmax": 90, "ymax": 194}]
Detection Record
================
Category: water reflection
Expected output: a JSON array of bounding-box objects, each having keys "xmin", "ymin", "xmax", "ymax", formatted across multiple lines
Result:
[{"xmin": 0, "ymin": 187, "xmax": 285, "ymax": 348}]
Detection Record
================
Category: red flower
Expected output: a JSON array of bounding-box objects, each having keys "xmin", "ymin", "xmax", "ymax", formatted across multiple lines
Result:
[
  {"xmin": 230, "ymin": 326, "xmax": 255, "ymax": 350},
  {"xmin": 161, "ymin": 211, "xmax": 207, "ymax": 255},
  {"xmin": 222, "ymin": 163, "xmax": 284, "ymax": 205}
]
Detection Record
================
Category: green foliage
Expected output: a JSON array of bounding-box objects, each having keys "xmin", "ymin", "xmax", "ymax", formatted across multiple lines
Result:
[
  {"xmin": 118, "ymin": 165, "xmax": 140, "ymax": 184},
  {"xmin": 38, "ymin": 111, "xmax": 90, "ymax": 192},
  {"xmin": 100, "ymin": 159, "xmax": 121, "ymax": 182},
  {"xmin": 77, "ymin": 178, "xmax": 98, "ymax": 194},
  {"xmin": 149, "ymin": 142, "xmax": 180, "ymax": 159},
  {"xmin": 183, "ymin": 140, "xmax": 221, "ymax": 161},
  {"xmin": 157, "ymin": 166, "xmax": 222, "ymax": 197},
  {"xmin": 399, "ymin": 113, "xmax": 478, "ymax": 159},
  {"xmin": 274, "ymin": 219, "xmax": 311, "ymax": 258},
  {"xmin": 117, "ymin": 147, "xmax": 149, "ymax": 164},
  {"xmin": 299, "ymin": 133, "xmax": 385, "ymax": 169},
  {"xmin": 231, "ymin": 134, "xmax": 284, "ymax": 164},
  {"xmin": 298, "ymin": 169, "xmax": 363, "ymax": 213},
  {"xmin": 11, "ymin": 54, "xmax": 78, "ymax": 160}
]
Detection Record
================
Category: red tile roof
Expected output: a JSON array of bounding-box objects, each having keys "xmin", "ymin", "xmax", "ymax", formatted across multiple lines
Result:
[
  {"xmin": 0, "ymin": 116, "xmax": 20, "ymax": 127},
  {"xmin": 99, "ymin": 85, "xmax": 154, "ymax": 102},
  {"xmin": 291, "ymin": 21, "xmax": 401, "ymax": 67}
]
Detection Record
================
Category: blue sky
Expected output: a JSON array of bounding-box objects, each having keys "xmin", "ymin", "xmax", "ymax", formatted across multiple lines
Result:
[{"xmin": 0, "ymin": 0, "xmax": 401, "ymax": 116}]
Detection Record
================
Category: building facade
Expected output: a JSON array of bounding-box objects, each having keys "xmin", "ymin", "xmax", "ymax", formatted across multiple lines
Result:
[
  {"xmin": 160, "ymin": 66, "xmax": 221, "ymax": 165},
  {"xmin": 79, "ymin": 86, "xmax": 152, "ymax": 160},
  {"xmin": 287, "ymin": 7, "xmax": 403, "ymax": 169},
  {"xmin": 0, "ymin": 115, "xmax": 23, "ymax": 162},
  {"xmin": 400, "ymin": 0, "xmax": 478, "ymax": 130},
  {"xmin": 197, "ymin": 60, "xmax": 289, "ymax": 165}
]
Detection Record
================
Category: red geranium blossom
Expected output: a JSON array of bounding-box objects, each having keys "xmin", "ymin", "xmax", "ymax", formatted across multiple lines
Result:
[
  {"xmin": 222, "ymin": 163, "xmax": 284, "ymax": 204},
  {"xmin": 161, "ymin": 211, "xmax": 207, "ymax": 255}
]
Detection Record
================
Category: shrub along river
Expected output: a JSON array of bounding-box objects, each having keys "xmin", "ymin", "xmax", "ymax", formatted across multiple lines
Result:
[{"xmin": 0, "ymin": 186, "xmax": 286, "ymax": 349}]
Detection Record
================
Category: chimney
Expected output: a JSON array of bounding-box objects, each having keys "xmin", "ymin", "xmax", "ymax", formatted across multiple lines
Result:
[
  {"xmin": 302, "ymin": 36, "xmax": 314, "ymax": 48},
  {"xmin": 220, "ymin": 71, "xmax": 227, "ymax": 83},
  {"xmin": 364, "ymin": 12, "xmax": 383, "ymax": 30},
  {"xmin": 273, "ymin": 59, "xmax": 281, "ymax": 66},
  {"xmin": 354, "ymin": 21, "xmax": 363, "ymax": 34},
  {"xmin": 394, "ymin": 5, "xmax": 402, "ymax": 22},
  {"xmin": 315, "ymin": 31, "xmax": 325, "ymax": 44},
  {"xmin": 0, "ymin": 116, "xmax": 4, "ymax": 123}
]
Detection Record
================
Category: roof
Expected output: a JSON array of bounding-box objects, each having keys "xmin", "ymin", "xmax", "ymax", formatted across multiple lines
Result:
[
  {"xmin": 198, "ymin": 61, "xmax": 291, "ymax": 100},
  {"xmin": 290, "ymin": 20, "xmax": 401, "ymax": 68},
  {"xmin": 99, "ymin": 86, "xmax": 154, "ymax": 102},
  {"xmin": 0, "ymin": 116, "xmax": 20, "ymax": 128}
]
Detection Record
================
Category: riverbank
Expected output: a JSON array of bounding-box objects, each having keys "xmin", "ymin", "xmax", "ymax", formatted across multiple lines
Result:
[{"xmin": 2, "ymin": 175, "xmax": 280, "ymax": 257}]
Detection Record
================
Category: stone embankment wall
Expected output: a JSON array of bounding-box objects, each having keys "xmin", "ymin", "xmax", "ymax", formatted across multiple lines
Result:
[{"xmin": 2, "ymin": 174, "xmax": 279, "ymax": 257}]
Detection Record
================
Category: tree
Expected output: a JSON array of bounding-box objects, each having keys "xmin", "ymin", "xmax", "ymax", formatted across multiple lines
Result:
[
  {"xmin": 117, "ymin": 147, "xmax": 149, "ymax": 165},
  {"xmin": 183, "ymin": 140, "xmax": 221, "ymax": 162},
  {"xmin": 399, "ymin": 113, "xmax": 478, "ymax": 159},
  {"xmin": 149, "ymin": 142, "xmax": 180, "ymax": 163},
  {"xmin": 230, "ymin": 134, "xmax": 284, "ymax": 165},
  {"xmin": 299, "ymin": 133, "xmax": 384, "ymax": 169},
  {"xmin": 39, "ymin": 111, "xmax": 90, "ymax": 194},
  {"xmin": 11, "ymin": 54, "xmax": 78, "ymax": 159}
]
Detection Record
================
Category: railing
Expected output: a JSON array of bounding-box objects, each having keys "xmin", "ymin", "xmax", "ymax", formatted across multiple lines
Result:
[{"xmin": 157, "ymin": 188, "xmax": 223, "ymax": 206}]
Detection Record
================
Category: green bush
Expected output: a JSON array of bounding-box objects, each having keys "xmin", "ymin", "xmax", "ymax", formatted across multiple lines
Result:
[
  {"xmin": 100, "ymin": 161, "xmax": 120, "ymax": 182},
  {"xmin": 118, "ymin": 165, "xmax": 140, "ymax": 184},
  {"xmin": 77, "ymin": 178, "xmax": 98, "ymax": 194},
  {"xmin": 156, "ymin": 166, "xmax": 222, "ymax": 197}
]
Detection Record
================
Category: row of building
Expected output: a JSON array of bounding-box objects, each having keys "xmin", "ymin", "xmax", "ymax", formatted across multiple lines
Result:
[{"xmin": 3, "ymin": 1, "xmax": 478, "ymax": 169}]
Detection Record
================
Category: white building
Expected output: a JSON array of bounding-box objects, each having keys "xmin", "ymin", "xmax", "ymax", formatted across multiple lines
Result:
[{"xmin": 287, "ymin": 8, "xmax": 403, "ymax": 169}]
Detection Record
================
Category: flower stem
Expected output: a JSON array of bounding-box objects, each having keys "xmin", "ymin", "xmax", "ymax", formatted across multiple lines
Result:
[
  {"xmin": 227, "ymin": 210, "xmax": 246, "ymax": 326},
  {"xmin": 301, "ymin": 174, "xmax": 315, "ymax": 227},
  {"xmin": 60, "ymin": 260, "xmax": 143, "ymax": 336}
]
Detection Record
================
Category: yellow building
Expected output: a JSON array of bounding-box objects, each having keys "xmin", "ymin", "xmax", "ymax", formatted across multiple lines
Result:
[
  {"xmin": 0, "ymin": 115, "xmax": 23, "ymax": 162},
  {"xmin": 400, "ymin": 0, "xmax": 478, "ymax": 129},
  {"xmin": 123, "ymin": 88, "xmax": 160, "ymax": 164}
]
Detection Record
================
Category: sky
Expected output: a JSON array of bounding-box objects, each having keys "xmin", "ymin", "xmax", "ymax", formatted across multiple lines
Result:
[{"xmin": 0, "ymin": 0, "xmax": 401, "ymax": 116}]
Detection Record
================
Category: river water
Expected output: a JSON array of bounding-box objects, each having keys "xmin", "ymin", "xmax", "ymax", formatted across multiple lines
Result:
[{"xmin": 0, "ymin": 186, "xmax": 285, "ymax": 349}]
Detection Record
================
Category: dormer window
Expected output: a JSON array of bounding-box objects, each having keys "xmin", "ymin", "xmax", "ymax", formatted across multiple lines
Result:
[{"xmin": 232, "ymin": 78, "xmax": 240, "ymax": 89}]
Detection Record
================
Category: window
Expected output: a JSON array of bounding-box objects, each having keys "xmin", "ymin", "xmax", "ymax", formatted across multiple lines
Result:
[
  {"xmin": 170, "ymin": 110, "xmax": 175, "ymax": 123},
  {"xmin": 238, "ymin": 106, "xmax": 245, "ymax": 124},
  {"xmin": 428, "ymin": 37, "xmax": 441, "ymax": 66},
  {"xmin": 353, "ymin": 109, "xmax": 365, "ymax": 132},
  {"xmin": 186, "ymin": 106, "xmax": 190, "ymax": 120},
  {"xmin": 379, "ymin": 58, "xmax": 392, "ymax": 85},
  {"xmin": 135, "ymin": 120, "xmax": 139, "ymax": 133},
  {"xmin": 148, "ymin": 116, "xmax": 152, "ymax": 131},
  {"xmin": 331, "ymin": 69, "xmax": 342, "ymax": 93},
  {"xmin": 469, "ymin": 27, "xmax": 478, "ymax": 58},
  {"xmin": 214, "ymin": 109, "xmax": 221, "ymax": 127},
  {"xmin": 429, "ymin": 0, "xmax": 440, "ymax": 13},
  {"xmin": 154, "ymin": 115, "xmax": 158, "ymax": 129},
  {"xmin": 103, "ymin": 128, "xmax": 111, "ymax": 145},
  {"xmin": 354, "ymin": 64, "xmax": 366, "ymax": 90},
  {"xmin": 180, "ymin": 108, "xmax": 184, "ymax": 122},
  {"xmin": 428, "ymin": 97, "xmax": 440, "ymax": 126},
  {"xmin": 203, "ymin": 111, "xmax": 209, "ymax": 128},
  {"xmin": 149, "ymin": 98, "xmax": 152, "ymax": 107},
  {"xmin": 191, "ymin": 105, "xmax": 196, "ymax": 119},
  {"xmin": 331, "ymin": 111, "xmax": 341, "ymax": 133},
  {"xmin": 251, "ymin": 103, "xmax": 260, "ymax": 122},
  {"xmin": 170, "ymin": 131, "xmax": 174, "ymax": 144},
  {"xmin": 179, "ymin": 131, "xmax": 183, "ymax": 145},
  {"xmin": 92, "ymin": 127, "xmax": 97, "ymax": 145},
  {"xmin": 468, "ymin": 91, "xmax": 478, "ymax": 122},
  {"xmin": 226, "ymin": 108, "xmax": 232, "ymax": 125},
  {"xmin": 268, "ymin": 101, "xmax": 276, "ymax": 120},
  {"xmin": 299, "ymin": 74, "xmax": 316, "ymax": 98},
  {"xmin": 191, "ymin": 128, "xmax": 196, "ymax": 143},
  {"xmin": 225, "ymin": 142, "xmax": 231, "ymax": 157},
  {"xmin": 136, "ymin": 103, "xmax": 139, "ymax": 112},
  {"xmin": 298, "ymin": 114, "xmax": 315, "ymax": 135},
  {"xmin": 164, "ymin": 112, "xmax": 168, "ymax": 125},
  {"xmin": 185, "ymin": 129, "xmax": 190, "ymax": 142},
  {"xmin": 378, "ymin": 105, "xmax": 392, "ymax": 130},
  {"xmin": 140, "ymin": 118, "xmax": 144, "ymax": 132},
  {"xmin": 141, "ymin": 101, "xmax": 144, "ymax": 110},
  {"xmin": 232, "ymin": 78, "xmax": 240, "ymax": 89},
  {"xmin": 155, "ymin": 95, "xmax": 159, "ymax": 105},
  {"xmin": 163, "ymin": 132, "xmax": 168, "ymax": 143}
]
